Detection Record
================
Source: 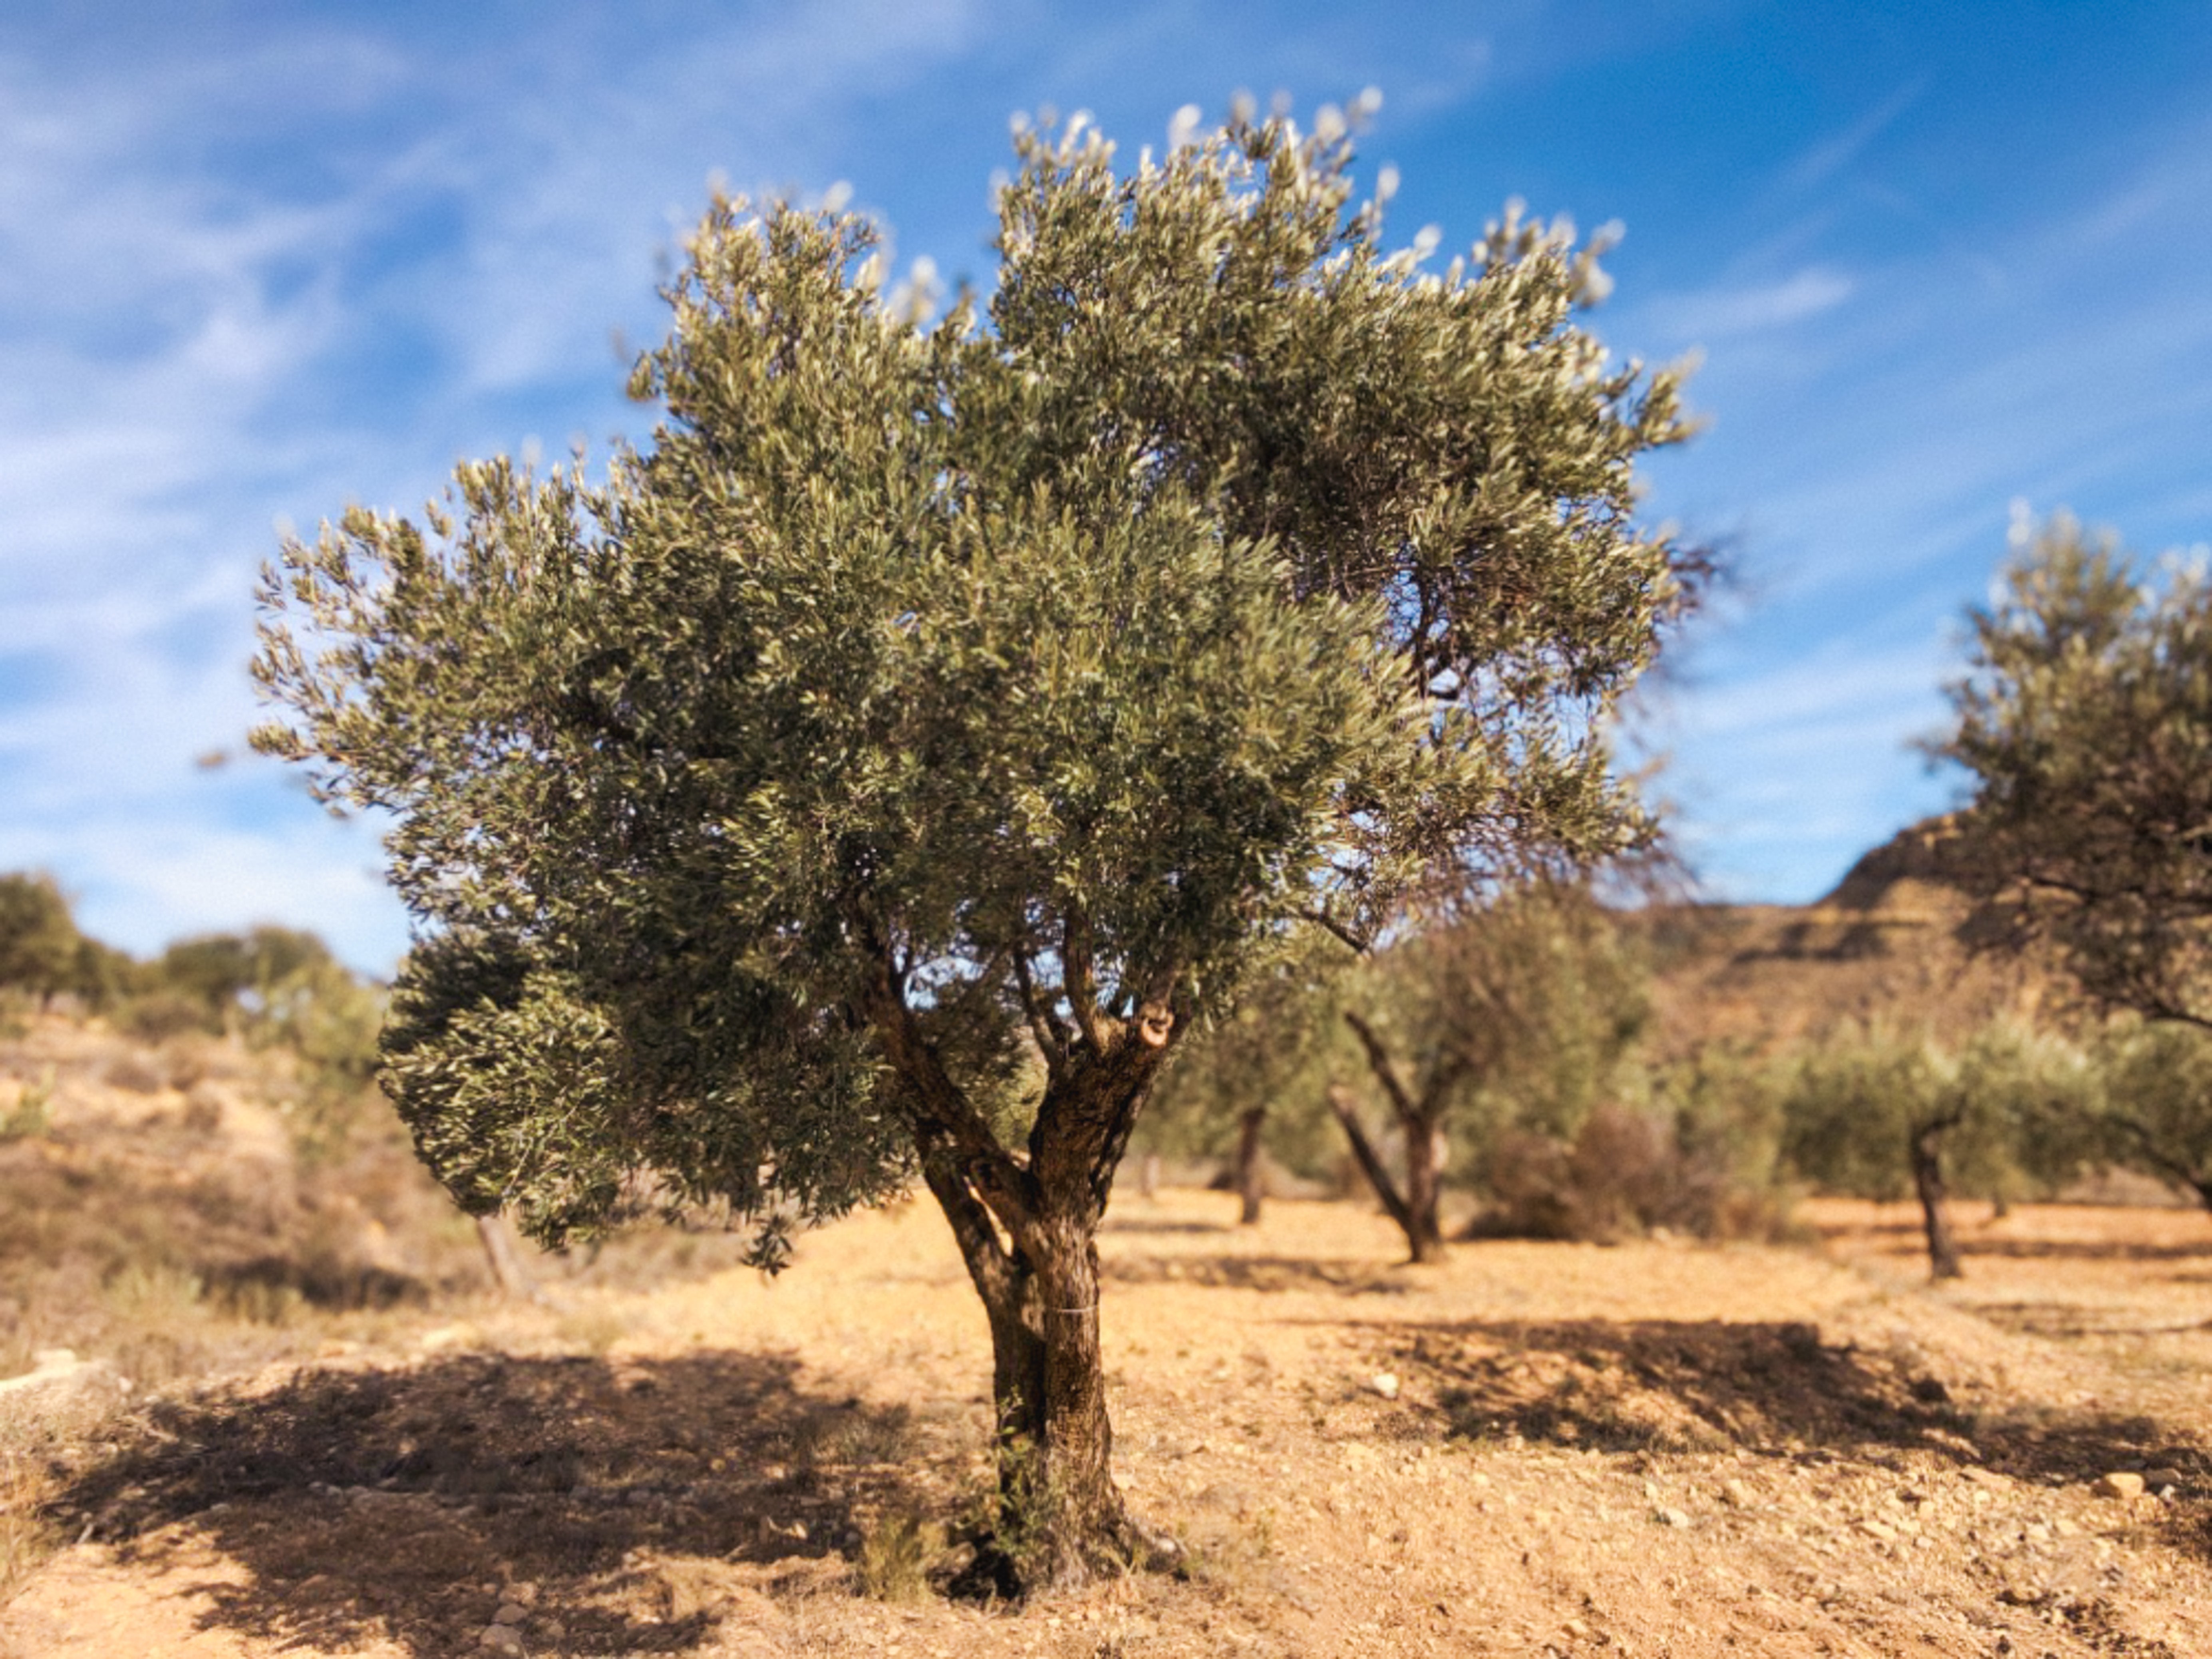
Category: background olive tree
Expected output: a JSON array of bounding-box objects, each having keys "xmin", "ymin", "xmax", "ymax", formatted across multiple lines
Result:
[
  {"xmin": 1939, "ymin": 513, "xmax": 2212, "ymax": 1031},
  {"xmin": 1138, "ymin": 940, "xmax": 1346, "ymax": 1223},
  {"xmin": 1936, "ymin": 510, "xmax": 2212, "ymax": 1217},
  {"xmin": 1327, "ymin": 882, "xmax": 1648, "ymax": 1261},
  {"xmin": 1779, "ymin": 1021, "xmax": 2092, "ymax": 1278},
  {"xmin": 253, "ymin": 101, "xmax": 1697, "ymax": 1587},
  {"xmin": 2082, "ymin": 1023, "xmax": 2212, "ymax": 1210}
]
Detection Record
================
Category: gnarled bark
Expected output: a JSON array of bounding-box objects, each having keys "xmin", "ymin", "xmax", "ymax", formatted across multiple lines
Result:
[{"xmin": 894, "ymin": 975, "xmax": 1182, "ymax": 1592}]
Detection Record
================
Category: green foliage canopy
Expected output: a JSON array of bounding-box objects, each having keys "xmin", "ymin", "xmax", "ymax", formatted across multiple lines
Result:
[
  {"xmin": 0, "ymin": 873, "xmax": 83, "ymax": 1002},
  {"xmin": 252, "ymin": 107, "xmax": 1697, "ymax": 1266},
  {"xmin": 1778, "ymin": 1021, "xmax": 2089, "ymax": 1205},
  {"xmin": 1939, "ymin": 512, "xmax": 2212, "ymax": 1031}
]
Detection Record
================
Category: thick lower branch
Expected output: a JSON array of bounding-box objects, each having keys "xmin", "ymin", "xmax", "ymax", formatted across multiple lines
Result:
[
  {"xmin": 1342, "ymin": 1010, "xmax": 1418, "ymax": 1125},
  {"xmin": 856, "ymin": 940, "xmax": 1035, "ymax": 1232},
  {"xmin": 1330, "ymin": 1083, "xmax": 1413, "ymax": 1236}
]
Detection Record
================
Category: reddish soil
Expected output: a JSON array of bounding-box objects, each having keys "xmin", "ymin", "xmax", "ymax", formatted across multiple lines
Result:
[{"xmin": 5, "ymin": 1188, "xmax": 2209, "ymax": 1658}]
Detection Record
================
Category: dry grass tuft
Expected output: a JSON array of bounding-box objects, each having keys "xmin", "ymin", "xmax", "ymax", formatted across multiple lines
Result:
[
  {"xmin": 855, "ymin": 1508, "xmax": 946, "ymax": 1601},
  {"xmin": 0, "ymin": 1453, "xmax": 54, "ymax": 1608}
]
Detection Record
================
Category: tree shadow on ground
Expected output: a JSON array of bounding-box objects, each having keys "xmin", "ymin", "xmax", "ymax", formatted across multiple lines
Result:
[
  {"xmin": 1970, "ymin": 1301, "xmax": 2212, "ymax": 1339},
  {"xmin": 1380, "ymin": 1317, "xmax": 2209, "ymax": 1494},
  {"xmin": 1949, "ymin": 1237, "xmax": 2212, "ymax": 1266},
  {"xmin": 1811, "ymin": 1217, "xmax": 2212, "ymax": 1265},
  {"xmin": 48, "ymin": 1350, "xmax": 966, "ymax": 1656},
  {"xmin": 1102, "ymin": 1254, "xmax": 1413, "ymax": 1295},
  {"xmin": 1097, "ymin": 1216, "xmax": 1236, "ymax": 1237}
]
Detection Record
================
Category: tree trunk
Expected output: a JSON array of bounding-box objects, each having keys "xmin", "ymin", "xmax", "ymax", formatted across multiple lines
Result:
[
  {"xmin": 1910, "ymin": 1121, "xmax": 1963, "ymax": 1281},
  {"xmin": 1234, "ymin": 1107, "xmax": 1266, "ymax": 1225},
  {"xmin": 916, "ymin": 1131, "xmax": 1166, "ymax": 1591},
  {"xmin": 1402, "ymin": 1120, "xmax": 1446, "ymax": 1263},
  {"xmin": 867, "ymin": 940, "xmax": 1181, "ymax": 1592},
  {"xmin": 474, "ymin": 1212, "xmax": 538, "ymax": 1301},
  {"xmin": 1328, "ymin": 1085, "xmax": 1443, "ymax": 1263}
]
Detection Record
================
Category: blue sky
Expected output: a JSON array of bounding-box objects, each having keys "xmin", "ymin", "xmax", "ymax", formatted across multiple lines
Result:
[{"xmin": 4, "ymin": 1, "xmax": 2209, "ymax": 973}]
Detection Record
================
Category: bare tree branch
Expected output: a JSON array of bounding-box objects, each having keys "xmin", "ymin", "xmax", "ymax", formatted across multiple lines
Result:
[
  {"xmin": 1342, "ymin": 1007, "xmax": 1421, "ymax": 1127},
  {"xmin": 1329, "ymin": 1082, "xmax": 1414, "ymax": 1236},
  {"xmin": 1012, "ymin": 950, "xmax": 1070, "ymax": 1083}
]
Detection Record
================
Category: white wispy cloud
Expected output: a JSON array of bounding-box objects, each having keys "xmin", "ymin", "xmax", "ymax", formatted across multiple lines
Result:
[
  {"xmin": 1649, "ymin": 266, "xmax": 1855, "ymax": 341},
  {"xmin": 0, "ymin": 3, "xmax": 990, "ymax": 970},
  {"xmin": 1786, "ymin": 78, "xmax": 1926, "ymax": 191}
]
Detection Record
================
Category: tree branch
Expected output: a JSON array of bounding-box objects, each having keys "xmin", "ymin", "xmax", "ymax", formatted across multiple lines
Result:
[
  {"xmin": 1062, "ymin": 906, "xmax": 1108, "ymax": 1054},
  {"xmin": 1414, "ymin": 1054, "xmax": 1473, "ymax": 1126},
  {"xmin": 2103, "ymin": 1112, "xmax": 2211, "ymax": 1198},
  {"xmin": 855, "ymin": 927, "xmax": 1035, "ymax": 1233},
  {"xmin": 1342, "ymin": 1008, "xmax": 1420, "ymax": 1127},
  {"xmin": 1328, "ymin": 1083, "xmax": 1414, "ymax": 1236},
  {"xmin": 1300, "ymin": 906, "xmax": 1373, "ymax": 956},
  {"xmin": 916, "ymin": 1132, "xmax": 1020, "ymax": 1309},
  {"xmin": 1011, "ymin": 950, "xmax": 1070, "ymax": 1083}
]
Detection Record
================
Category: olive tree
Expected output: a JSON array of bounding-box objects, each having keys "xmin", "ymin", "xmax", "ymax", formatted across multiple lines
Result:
[
  {"xmin": 0, "ymin": 873, "xmax": 82, "ymax": 1006},
  {"xmin": 1780, "ymin": 1022, "xmax": 2086, "ymax": 1278},
  {"xmin": 2085, "ymin": 1023, "xmax": 2212, "ymax": 1210},
  {"xmin": 1938, "ymin": 511, "xmax": 2212, "ymax": 1215},
  {"xmin": 1940, "ymin": 513, "xmax": 2212, "ymax": 1031},
  {"xmin": 253, "ymin": 102, "xmax": 1694, "ymax": 1586},
  {"xmin": 1329, "ymin": 882, "xmax": 1647, "ymax": 1261}
]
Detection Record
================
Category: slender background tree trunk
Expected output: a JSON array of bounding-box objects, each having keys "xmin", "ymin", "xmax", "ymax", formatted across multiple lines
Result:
[
  {"xmin": 474, "ymin": 1212, "xmax": 538, "ymax": 1301},
  {"xmin": 1234, "ymin": 1106, "xmax": 1266, "ymax": 1225},
  {"xmin": 1910, "ymin": 1119, "xmax": 1964, "ymax": 1280},
  {"xmin": 1401, "ymin": 1120, "xmax": 1446, "ymax": 1263}
]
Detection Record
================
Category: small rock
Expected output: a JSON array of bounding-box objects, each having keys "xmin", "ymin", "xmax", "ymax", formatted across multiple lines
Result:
[
  {"xmin": 1719, "ymin": 1479, "xmax": 1755, "ymax": 1508},
  {"xmin": 479, "ymin": 1626, "xmax": 524, "ymax": 1654},
  {"xmin": 2144, "ymin": 1467, "xmax": 2185, "ymax": 1492},
  {"xmin": 2092, "ymin": 1472, "xmax": 2145, "ymax": 1500},
  {"xmin": 494, "ymin": 1602, "xmax": 529, "ymax": 1625},
  {"xmin": 1654, "ymin": 1506, "xmax": 1690, "ymax": 1528},
  {"xmin": 1369, "ymin": 1371, "xmax": 1401, "ymax": 1401},
  {"xmin": 1858, "ymin": 1518, "xmax": 1898, "ymax": 1543}
]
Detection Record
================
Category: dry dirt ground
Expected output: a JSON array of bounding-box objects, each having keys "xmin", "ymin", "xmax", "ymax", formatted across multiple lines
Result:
[{"xmin": 4, "ymin": 1187, "xmax": 2210, "ymax": 1659}]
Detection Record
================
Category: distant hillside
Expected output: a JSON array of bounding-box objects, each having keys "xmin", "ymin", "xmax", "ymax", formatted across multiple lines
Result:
[{"xmin": 1638, "ymin": 818, "xmax": 2057, "ymax": 1058}]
